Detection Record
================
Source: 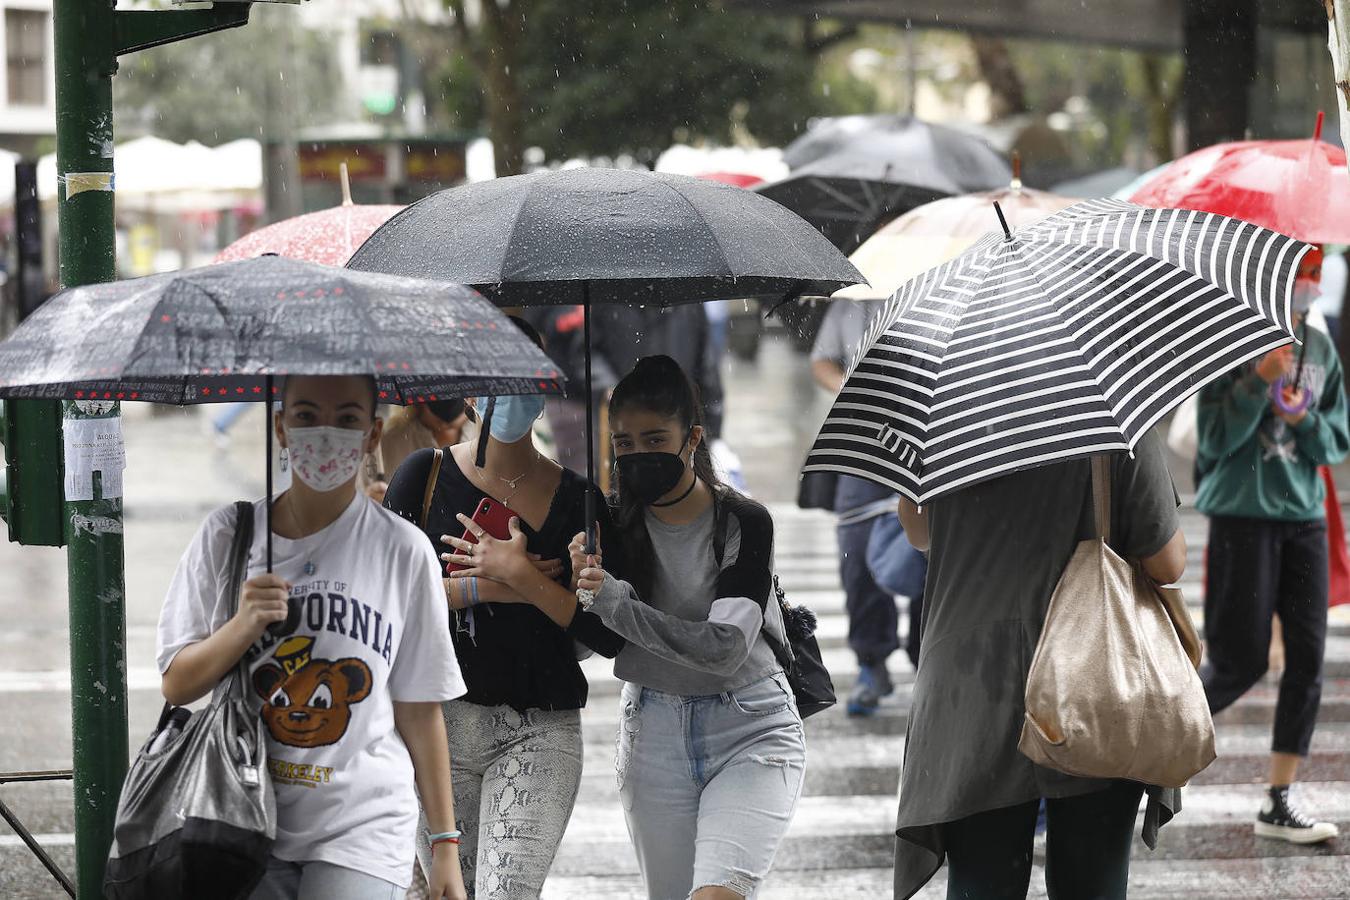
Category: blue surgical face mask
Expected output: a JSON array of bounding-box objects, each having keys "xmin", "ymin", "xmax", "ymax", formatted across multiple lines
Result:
[{"xmin": 476, "ymin": 394, "xmax": 545, "ymax": 443}]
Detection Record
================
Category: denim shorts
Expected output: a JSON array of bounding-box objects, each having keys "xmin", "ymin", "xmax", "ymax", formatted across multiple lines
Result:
[{"xmin": 616, "ymin": 671, "xmax": 807, "ymax": 899}]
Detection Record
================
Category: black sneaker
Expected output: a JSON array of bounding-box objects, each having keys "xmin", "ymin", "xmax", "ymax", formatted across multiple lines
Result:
[{"xmin": 1255, "ymin": 786, "xmax": 1340, "ymax": 844}]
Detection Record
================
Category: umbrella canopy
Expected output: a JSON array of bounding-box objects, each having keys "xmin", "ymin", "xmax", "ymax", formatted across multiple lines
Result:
[
  {"xmin": 756, "ymin": 119, "xmax": 1012, "ymax": 253},
  {"xmin": 1129, "ymin": 115, "xmax": 1350, "ymax": 244},
  {"xmin": 347, "ymin": 167, "xmax": 862, "ymax": 305},
  {"xmin": 0, "ymin": 255, "xmax": 562, "ymax": 404},
  {"xmin": 804, "ymin": 199, "xmax": 1309, "ymax": 503},
  {"xmin": 837, "ymin": 184, "xmax": 1077, "ymax": 301},
  {"xmin": 215, "ymin": 204, "xmax": 403, "ymax": 267},
  {"xmin": 781, "ymin": 113, "xmax": 925, "ymax": 169}
]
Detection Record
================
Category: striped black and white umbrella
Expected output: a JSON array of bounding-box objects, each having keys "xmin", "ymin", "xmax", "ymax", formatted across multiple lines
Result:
[{"xmin": 804, "ymin": 199, "xmax": 1310, "ymax": 503}]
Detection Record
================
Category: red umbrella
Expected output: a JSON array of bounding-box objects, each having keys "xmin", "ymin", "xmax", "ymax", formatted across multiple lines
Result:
[
  {"xmin": 1130, "ymin": 112, "xmax": 1350, "ymax": 244},
  {"xmin": 696, "ymin": 171, "xmax": 764, "ymax": 189},
  {"xmin": 215, "ymin": 164, "xmax": 402, "ymax": 266}
]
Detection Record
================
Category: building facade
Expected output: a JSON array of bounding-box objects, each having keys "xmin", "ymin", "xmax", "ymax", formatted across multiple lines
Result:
[{"xmin": 0, "ymin": 0, "xmax": 52, "ymax": 158}]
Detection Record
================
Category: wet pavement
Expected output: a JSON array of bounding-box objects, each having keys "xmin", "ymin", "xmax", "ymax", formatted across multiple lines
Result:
[{"xmin": 2, "ymin": 332, "xmax": 1350, "ymax": 897}]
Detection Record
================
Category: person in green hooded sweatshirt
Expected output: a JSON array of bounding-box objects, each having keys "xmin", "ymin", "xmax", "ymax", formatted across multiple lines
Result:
[{"xmin": 1196, "ymin": 245, "xmax": 1349, "ymax": 845}]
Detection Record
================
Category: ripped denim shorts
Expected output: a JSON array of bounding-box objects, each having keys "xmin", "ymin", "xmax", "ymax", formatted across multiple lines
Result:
[{"xmin": 615, "ymin": 671, "xmax": 807, "ymax": 899}]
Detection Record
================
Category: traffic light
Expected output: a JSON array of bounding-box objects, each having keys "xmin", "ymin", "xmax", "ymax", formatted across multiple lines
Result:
[{"xmin": 0, "ymin": 399, "xmax": 65, "ymax": 546}]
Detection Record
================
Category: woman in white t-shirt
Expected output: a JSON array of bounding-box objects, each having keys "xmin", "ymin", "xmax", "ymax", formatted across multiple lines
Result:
[{"xmin": 157, "ymin": 375, "xmax": 469, "ymax": 900}]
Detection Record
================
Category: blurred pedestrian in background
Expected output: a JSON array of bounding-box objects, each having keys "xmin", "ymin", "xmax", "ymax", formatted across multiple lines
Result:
[
  {"xmin": 363, "ymin": 399, "xmax": 470, "ymax": 503},
  {"xmin": 810, "ymin": 298, "xmax": 917, "ymax": 715},
  {"xmin": 1196, "ymin": 246, "xmax": 1350, "ymax": 844},
  {"xmin": 523, "ymin": 305, "xmax": 615, "ymax": 474}
]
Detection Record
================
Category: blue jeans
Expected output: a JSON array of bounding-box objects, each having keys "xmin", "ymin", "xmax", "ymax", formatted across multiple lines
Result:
[
  {"xmin": 837, "ymin": 517, "xmax": 901, "ymax": 667},
  {"xmin": 249, "ymin": 859, "xmax": 402, "ymax": 900},
  {"xmin": 617, "ymin": 672, "xmax": 806, "ymax": 899}
]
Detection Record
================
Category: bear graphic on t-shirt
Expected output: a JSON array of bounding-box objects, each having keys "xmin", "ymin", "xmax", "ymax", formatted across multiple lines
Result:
[{"xmin": 253, "ymin": 636, "xmax": 373, "ymax": 749}]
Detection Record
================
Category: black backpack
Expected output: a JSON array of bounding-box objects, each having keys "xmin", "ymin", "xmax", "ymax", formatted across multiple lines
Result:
[{"xmin": 713, "ymin": 494, "xmax": 836, "ymax": 718}]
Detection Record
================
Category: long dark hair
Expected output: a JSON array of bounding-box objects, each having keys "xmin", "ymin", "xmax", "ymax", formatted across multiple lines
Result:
[{"xmin": 608, "ymin": 355, "xmax": 726, "ymax": 599}]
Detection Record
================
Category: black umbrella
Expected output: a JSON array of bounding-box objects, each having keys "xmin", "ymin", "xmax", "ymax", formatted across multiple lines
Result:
[
  {"xmin": 0, "ymin": 254, "xmax": 563, "ymax": 568},
  {"xmin": 758, "ymin": 117, "xmax": 1013, "ymax": 253},
  {"xmin": 348, "ymin": 167, "xmax": 864, "ymax": 547}
]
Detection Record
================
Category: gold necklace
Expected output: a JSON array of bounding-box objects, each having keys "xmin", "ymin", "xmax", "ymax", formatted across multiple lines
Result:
[{"xmin": 476, "ymin": 452, "xmax": 541, "ymax": 507}]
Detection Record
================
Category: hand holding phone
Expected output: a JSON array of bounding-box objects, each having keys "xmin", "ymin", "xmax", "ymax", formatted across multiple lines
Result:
[{"xmin": 445, "ymin": 498, "xmax": 517, "ymax": 574}]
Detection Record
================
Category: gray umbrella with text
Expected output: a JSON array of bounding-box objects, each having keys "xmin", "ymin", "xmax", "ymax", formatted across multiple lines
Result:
[{"xmin": 0, "ymin": 254, "xmax": 563, "ymax": 585}]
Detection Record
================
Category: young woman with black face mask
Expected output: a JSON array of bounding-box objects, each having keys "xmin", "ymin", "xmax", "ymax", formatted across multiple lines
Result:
[
  {"xmin": 455, "ymin": 354, "xmax": 805, "ymax": 900},
  {"xmin": 382, "ymin": 317, "xmax": 624, "ymax": 899}
]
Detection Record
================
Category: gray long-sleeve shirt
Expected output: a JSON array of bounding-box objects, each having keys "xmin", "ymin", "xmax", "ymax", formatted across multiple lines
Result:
[{"xmin": 591, "ymin": 499, "xmax": 781, "ymax": 696}]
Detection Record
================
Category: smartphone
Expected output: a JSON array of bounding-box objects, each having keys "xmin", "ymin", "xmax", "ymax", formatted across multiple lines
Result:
[{"xmin": 445, "ymin": 497, "xmax": 518, "ymax": 573}]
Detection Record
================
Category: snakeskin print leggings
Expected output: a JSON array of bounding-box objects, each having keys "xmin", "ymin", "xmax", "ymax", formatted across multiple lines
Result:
[{"xmin": 415, "ymin": 701, "xmax": 583, "ymax": 900}]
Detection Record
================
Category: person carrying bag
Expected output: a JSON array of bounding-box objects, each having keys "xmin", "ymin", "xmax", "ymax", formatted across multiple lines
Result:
[
  {"xmin": 105, "ymin": 501, "xmax": 275, "ymax": 900},
  {"xmin": 893, "ymin": 431, "xmax": 1191, "ymax": 900},
  {"xmin": 1019, "ymin": 456, "xmax": 1216, "ymax": 788}
]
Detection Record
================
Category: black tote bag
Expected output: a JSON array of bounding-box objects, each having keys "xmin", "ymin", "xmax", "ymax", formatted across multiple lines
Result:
[{"xmin": 104, "ymin": 501, "xmax": 276, "ymax": 900}]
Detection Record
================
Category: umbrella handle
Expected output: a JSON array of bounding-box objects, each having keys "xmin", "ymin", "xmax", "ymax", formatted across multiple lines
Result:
[{"xmin": 1271, "ymin": 374, "xmax": 1313, "ymax": 415}]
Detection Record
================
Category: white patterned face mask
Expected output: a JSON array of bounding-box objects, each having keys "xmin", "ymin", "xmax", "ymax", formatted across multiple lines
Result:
[{"xmin": 285, "ymin": 426, "xmax": 367, "ymax": 493}]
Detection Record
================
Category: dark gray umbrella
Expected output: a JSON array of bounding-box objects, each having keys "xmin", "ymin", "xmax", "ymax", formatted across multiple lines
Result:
[
  {"xmin": 0, "ymin": 254, "xmax": 561, "ymax": 569},
  {"xmin": 759, "ymin": 117, "xmax": 1013, "ymax": 253},
  {"xmin": 348, "ymin": 167, "xmax": 861, "ymax": 306},
  {"xmin": 347, "ymin": 166, "xmax": 864, "ymax": 546}
]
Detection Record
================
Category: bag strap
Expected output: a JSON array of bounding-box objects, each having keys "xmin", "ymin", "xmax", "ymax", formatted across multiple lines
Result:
[
  {"xmin": 224, "ymin": 500, "xmax": 256, "ymax": 699},
  {"xmin": 421, "ymin": 447, "xmax": 445, "ymax": 530},
  {"xmin": 712, "ymin": 491, "xmax": 728, "ymax": 566},
  {"xmin": 710, "ymin": 492, "xmax": 796, "ymax": 669},
  {"xmin": 1091, "ymin": 455, "xmax": 1112, "ymax": 543}
]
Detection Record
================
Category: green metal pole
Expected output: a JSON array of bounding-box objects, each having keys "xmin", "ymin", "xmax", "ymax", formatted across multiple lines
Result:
[{"xmin": 54, "ymin": 2, "xmax": 124, "ymax": 896}]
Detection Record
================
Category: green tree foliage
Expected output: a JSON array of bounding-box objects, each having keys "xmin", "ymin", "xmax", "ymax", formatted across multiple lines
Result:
[
  {"xmin": 113, "ymin": 9, "xmax": 342, "ymax": 145},
  {"xmin": 441, "ymin": 0, "xmax": 876, "ymax": 166}
]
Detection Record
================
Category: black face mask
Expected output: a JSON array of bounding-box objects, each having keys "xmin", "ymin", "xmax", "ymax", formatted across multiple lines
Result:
[{"xmin": 617, "ymin": 443, "xmax": 690, "ymax": 506}]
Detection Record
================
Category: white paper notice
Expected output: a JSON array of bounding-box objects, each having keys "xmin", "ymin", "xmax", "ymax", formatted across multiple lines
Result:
[{"xmin": 63, "ymin": 417, "xmax": 126, "ymax": 501}]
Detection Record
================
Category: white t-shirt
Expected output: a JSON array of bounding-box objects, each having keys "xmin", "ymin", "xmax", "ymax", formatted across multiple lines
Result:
[{"xmin": 156, "ymin": 493, "xmax": 465, "ymax": 888}]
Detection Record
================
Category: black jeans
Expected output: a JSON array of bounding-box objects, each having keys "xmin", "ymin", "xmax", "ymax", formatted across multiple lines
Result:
[
  {"xmin": 837, "ymin": 516, "xmax": 900, "ymax": 667},
  {"xmin": 1201, "ymin": 516, "xmax": 1329, "ymax": 756},
  {"xmin": 944, "ymin": 781, "xmax": 1144, "ymax": 900}
]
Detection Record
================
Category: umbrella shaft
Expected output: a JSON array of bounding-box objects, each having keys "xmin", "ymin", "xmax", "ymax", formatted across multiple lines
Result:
[
  {"xmin": 266, "ymin": 374, "xmax": 273, "ymax": 572},
  {"xmin": 1295, "ymin": 322, "xmax": 1309, "ymax": 387},
  {"xmin": 584, "ymin": 291, "xmax": 597, "ymax": 555}
]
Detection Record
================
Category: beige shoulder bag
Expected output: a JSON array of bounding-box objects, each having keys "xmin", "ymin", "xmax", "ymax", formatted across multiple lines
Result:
[{"xmin": 1018, "ymin": 455, "xmax": 1216, "ymax": 789}]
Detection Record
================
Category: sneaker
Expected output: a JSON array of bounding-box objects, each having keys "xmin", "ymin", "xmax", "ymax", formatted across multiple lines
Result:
[
  {"xmin": 1255, "ymin": 786, "xmax": 1340, "ymax": 844},
  {"xmin": 846, "ymin": 662, "xmax": 892, "ymax": 717}
]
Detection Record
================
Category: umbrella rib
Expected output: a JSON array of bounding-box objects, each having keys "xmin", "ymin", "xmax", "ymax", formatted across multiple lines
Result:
[
  {"xmin": 494, "ymin": 177, "xmax": 543, "ymax": 288},
  {"xmin": 1008, "ymin": 241, "xmax": 1135, "ymax": 438},
  {"xmin": 655, "ymin": 176, "xmax": 735, "ymax": 277}
]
